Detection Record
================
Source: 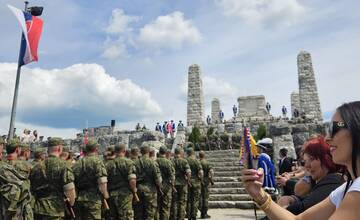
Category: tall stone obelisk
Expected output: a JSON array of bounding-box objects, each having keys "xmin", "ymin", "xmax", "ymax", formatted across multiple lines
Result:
[
  {"xmin": 297, "ymin": 51, "xmax": 323, "ymax": 121},
  {"xmin": 211, "ymin": 98, "xmax": 221, "ymax": 124},
  {"xmin": 187, "ymin": 64, "xmax": 205, "ymax": 126}
]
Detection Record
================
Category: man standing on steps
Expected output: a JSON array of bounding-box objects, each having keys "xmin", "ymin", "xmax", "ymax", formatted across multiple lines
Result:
[
  {"xmin": 198, "ymin": 151, "xmax": 214, "ymax": 219},
  {"xmin": 170, "ymin": 147, "xmax": 191, "ymax": 220},
  {"xmin": 186, "ymin": 148, "xmax": 203, "ymax": 220}
]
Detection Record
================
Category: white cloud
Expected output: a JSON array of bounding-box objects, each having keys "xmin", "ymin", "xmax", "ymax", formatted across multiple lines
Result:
[
  {"xmin": 105, "ymin": 8, "xmax": 139, "ymax": 34},
  {"xmin": 102, "ymin": 42, "xmax": 129, "ymax": 59},
  {"xmin": 215, "ymin": 0, "xmax": 307, "ymax": 27},
  {"xmin": 0, "ymin": 63, "xmax": 162, "ymax": 128},
  {"xmin": 138, "ymin": 11, "xmax": 202, "ymax": 49}
]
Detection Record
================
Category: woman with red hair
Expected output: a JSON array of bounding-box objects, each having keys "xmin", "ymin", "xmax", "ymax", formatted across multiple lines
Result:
[{"xmin": 282, "ymin": 136, "xmax": 344, "ymax": 214}]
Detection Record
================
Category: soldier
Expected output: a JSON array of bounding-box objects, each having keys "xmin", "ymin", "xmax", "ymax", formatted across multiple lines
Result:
[
  {"xmin": 198, "ymin": 151, "xmax": 214, "ymax": 219},
  {"xmin": 31, "ymin": 147, "xmax": 47, "ymax": 166},
  {"xmin": 6, "ymin": 141, "xmax": 31, "ymax": 182},
  {"xmin": 149, "ymin": 147, "xmax": 156, "ymax": 160},
  {"xmin": 186, "ymin": 148, "xmax": 203, "ymax": 220},
  {"xmin": 130, "ymin": 147, "xmax": 139, "ymax": 161},
  {"xmin": 134, "ymin": 145, "xmax": 162, "ymax": 220},
  {"xmin": 73, "ymin": 139, "xmax": 109, "ymax": 220},
  {"xmin": 19, "ymin": 143, "xmax": 31, "ymax": 161},
  {"xmin": 107, "ymin": 143, "xmax": 137, "ymax": 220},
  {"xmin": 103, "ymin": 146, "xmax": 116, "ymax": 166},
  {"xmin": 156, "ymin": 146, "xmax": 175, "ymax": 220},
  {"xmin": 30, "ymin": 137, "xmax": 76, "ymax": 220},
  {"xmin": 170, "ymin": 147, "xmax": 191, "ymax": 220}
]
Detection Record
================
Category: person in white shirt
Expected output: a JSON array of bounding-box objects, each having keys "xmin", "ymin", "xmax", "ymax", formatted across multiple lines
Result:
[{"xmin": 242, "ymin": 101, "xmax": 360, "ymax": 220}]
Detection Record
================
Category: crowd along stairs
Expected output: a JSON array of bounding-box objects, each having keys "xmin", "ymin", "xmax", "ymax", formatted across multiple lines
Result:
[{"xmin": 204, "ymin": 149, "xmax": 255, "ymax": 209}]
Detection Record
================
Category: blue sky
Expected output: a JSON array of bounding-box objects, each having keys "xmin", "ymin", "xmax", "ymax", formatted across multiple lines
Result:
[{"xmin": 0, "ymin": 0, "xmax": 359, "ymax": 138}]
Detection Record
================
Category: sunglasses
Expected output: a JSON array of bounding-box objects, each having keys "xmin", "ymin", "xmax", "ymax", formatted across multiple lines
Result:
[{"xmin": 328, "ymin": 121, "xmax": 347, "ymax": 138}]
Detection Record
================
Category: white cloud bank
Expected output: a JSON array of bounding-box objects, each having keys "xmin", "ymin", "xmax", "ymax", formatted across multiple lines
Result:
[
  {"xmin": 0, "ymin": 63, "xmax": 162, "ymax": 132},
  {"xmin": 215, "ymin": 0, "xmax": 307, "ymax": 27},
  {"xmin": 105, "ymin": 8, "xmax": 139, "ymax": 34},
  {"xmin": 138, "ymin": 11, "xmax": 202, "ymax": 50}
]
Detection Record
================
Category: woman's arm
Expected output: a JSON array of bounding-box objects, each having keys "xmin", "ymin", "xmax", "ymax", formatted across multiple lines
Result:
[{"xmin": 329, "ymin": 191, "xmax": 360, "ymax": 220}]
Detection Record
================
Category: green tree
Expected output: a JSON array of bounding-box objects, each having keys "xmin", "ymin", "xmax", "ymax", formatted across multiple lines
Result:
[
  {"xmin": 188, "ymin": 126, "xmax": 201, "ymax": 150},
  {"xmin": 255, "ymin": 124, "xmax": 267, "ymax": 141}
]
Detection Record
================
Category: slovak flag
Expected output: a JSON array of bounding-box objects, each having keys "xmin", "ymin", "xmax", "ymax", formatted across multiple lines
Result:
[{"xmin": 7, "ymin": 5, "xmax": 43, "ymax": 66}]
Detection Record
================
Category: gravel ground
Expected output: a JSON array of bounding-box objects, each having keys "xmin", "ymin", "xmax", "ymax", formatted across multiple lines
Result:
[{"xmin": 206, "ymin": 208, "xmax": 266, "ymax": 220}]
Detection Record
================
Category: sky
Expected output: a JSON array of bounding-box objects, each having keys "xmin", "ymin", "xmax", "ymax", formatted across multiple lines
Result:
[{"xmin": 0, "ymin": 0, "xmax": 359, "ymax": 138}]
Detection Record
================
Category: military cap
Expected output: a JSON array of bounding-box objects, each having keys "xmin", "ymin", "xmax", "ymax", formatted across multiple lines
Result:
[
  {"xmin": 86, "ymin": 138, "xmax": 99, "ymax": 151},
  {"xmin": 106, "ymin": 146, "xmax": 115, "ymax": 153},
  {"xmin": 47, "ymin": 137, "xmax": 64, "ymax": 147},
  {"xmin": 6, "ymin": 139, "xmax": 21, "ymax": 153},
  {"xmin": 186, "ymin": 147, "xmax": 194, "ymax": 155},
  {"xmin": 114, "ymin": 143, "xmax": 126, "ymax": 153},
  {"xmin": 174, "ymin": 147, "xmax": 183, "ymax": 155},
  {"xmin": 62, "ymin": 146, "xmax": 70, "ymax": 153},
  {"xmin": 159, "ymin": 146, "xmax": 167, "ymax": 155},
  {"xmin": 0, "ymin": 137, "xmax": 5, "ymax": 145},
  {"xmin": 34, "ymin": 147, "xmax": 47, "ymax": 157},
  {"xmin": 20, "ymin": 143, "xmax": 31, "ymax": 151}
]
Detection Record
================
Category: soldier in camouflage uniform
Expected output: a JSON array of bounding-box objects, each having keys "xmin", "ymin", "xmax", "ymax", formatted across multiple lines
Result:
[
  {"xmin": 31, "ymin": 148, "xmax": 47, "ymax": 166},
  {"xmin": 106, "ymin": 143, "xmax": 137, "ymax": 220},
  {"xmin": 73, "ymin": 139, "xmax": 109, "ymax": 220},
  {"xmin": 134, "ymin": 145, "xmax": 162, "ymax": 220},
  {"xmin": 198, "ymin": 151, "xmax": 214, "ymax": 219},
  {"xmin": 19, "ymin": 143, "xmax": 31, "ymax": 162},
  {"xmin": 30, "ymin": 137, "xmax": 76, "ymax": 220},
  {"xmin": 6, "ymin": 141, "xmax": 31, "ymax": 186},
  {"xmin": 156, "ymin": 146, "xmax": 175, "ymax": 220},
  {"xmin": 103, "ymin": 146, "xmax": 116, "ymax": 166},
  {"xmin": 185, "ymin": 148, "xmax": 203, "ymax": 220},
  {"xmin": 130, "ymin": 147, "xmax": 139, "ymax": 161},
  {"xmin": 170, "ymin": 147, "xmax": 191, "ymax": 220}
]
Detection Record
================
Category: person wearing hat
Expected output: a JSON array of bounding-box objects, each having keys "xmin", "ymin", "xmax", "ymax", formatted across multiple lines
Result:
[
  {"xmin": 73, "ymin": 138, "xmax": 109, "ymax": 220},
  {"xmin": 256, "ymin": 138, "xmax": 277, "ymax": 194},
  {"xmin": 30, "ymin": 137, "xmax": 76, "ymax": 219},
  {"xmin": 106, "ymin": 143, "xmax": 137, "ymax": 220},
  {"xmin": 185, "ymin": 148, "xmax": 203, "ymax": 220},
  {"xmin": 31, "ymin": 147, "xmax": 47, "ymax": 166},
  {"xmin": 199, "ymin": 150, "xmax": 214, "ymax": 219},
  {"xmin": 103, "ymin": 146, "xmax": 116, "ymax": 166},
  {"xmin": 19, "ymin": 143, "xmax": 31, "ymax": 162},
  {"xmin": 170, "ymin": 147, "xmax": 191, "ymax": 220},
  {"xmin": 133, "ymin": 145, "xmax": 162, "ymax": 220},
  {"xmin": 156, "ymin": 146, "xmax": 175, "ymax": 220},
  {"xmin": 130, "ymin": 147, "xmax": 139, "ymax": 162},
  {"xmin": 6, "ymin": 140, "xmax": 31, "ymax": 180}
]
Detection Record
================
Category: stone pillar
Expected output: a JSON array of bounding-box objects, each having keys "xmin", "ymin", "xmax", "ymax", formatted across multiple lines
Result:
[
  {"xmin": 211, "ymin": 98, "xmax": 221, "ymax": 124},
  {"xmin": 291, "ymin": 92, "xmax": 300, "ymax": 118},
  {"xmin": 187, "ymin": 64, "xmax": 205, "ymax": 126},
  {"xmin": 269, "ymin": 122, "xmax": 296, "ymax": 162},
  {"xmin": 297, "ymin": 51, "xmax": 323, "ymax": 121}
]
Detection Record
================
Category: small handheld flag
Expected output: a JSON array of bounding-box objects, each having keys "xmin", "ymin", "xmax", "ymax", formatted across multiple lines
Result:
[{"xmin": 244, "ymin": 127, "xmax": 253, "ymax": 169}]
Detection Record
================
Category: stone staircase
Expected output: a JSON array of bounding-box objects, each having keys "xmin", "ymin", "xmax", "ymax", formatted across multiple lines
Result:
[{"xmin": 205, "ymin": 149, "xmax": 254, "ymax": 209}]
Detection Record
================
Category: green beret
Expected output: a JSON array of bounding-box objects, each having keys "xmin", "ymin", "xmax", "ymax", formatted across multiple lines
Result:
[
  {"xmin": 186, "ymin": 147, "xmax": 194, "ymax": 155},
  {"xmin": 174, "ymin": 147, "xmax": 183, "ymax": 155},
  {"xmin": 62, "ymin": 146, "xmax": 70, "ymax": 153},
  {"xmin": 114, "ymin": 143, "xmax": 126, "ymax": 153},
  {"xmin": 159, "ymin": 146, "xmax": 167, "ymax": 155},
  {"xmin": 6, "ymin": 139, "xmax": 20, "ymax": 153},
  {"xmin": 34, "ymin": 147, "xmax": 47, "ymax": 157},
  {"xmin": 47, "ymin": 137, "xmax": 64, "ymax": 147},
  {"xmin": 86, "ymin": 139, "xmax": 99, "ymax": 152},
  {"xmin": 106, "ymin": 146, "xmax": 115, "ymax": 153},
  {"xmin": 131, "ymin": 147, "xmax": 139, "ymax": 154}
]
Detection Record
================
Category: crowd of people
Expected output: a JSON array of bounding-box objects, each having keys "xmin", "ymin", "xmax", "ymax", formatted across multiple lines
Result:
[
  {"xmin": 155, "ymin": 120, "xmax": 184, "ymax": 138},
  {"xmin": 243, "ymin": 101, "xmax": 360, "ymax": 220},
  {"xmin": 0, "ymin": 136, "xmax": 214, "ymax": 220}
]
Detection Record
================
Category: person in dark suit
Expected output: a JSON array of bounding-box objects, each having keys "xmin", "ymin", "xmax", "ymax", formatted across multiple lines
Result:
[{"xmin": 279, "ymin": 148, "xmax": 293, "ymax": 175}]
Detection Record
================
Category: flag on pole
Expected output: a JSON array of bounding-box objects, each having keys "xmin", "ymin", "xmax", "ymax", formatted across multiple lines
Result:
[
  {"xmin": 239, "ymin": 129, "xmax": 258, "ymax": 164},
  {"xmin": 7, "ymin": 4, "xmax": 43, "ymax": 66}
]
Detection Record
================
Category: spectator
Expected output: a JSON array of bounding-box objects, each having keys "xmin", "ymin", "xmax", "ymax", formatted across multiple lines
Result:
[
  {"xmin": 266, "ymin": 102, "xmax": 271, "ymax": 114},
  {"xmin": 282, "ymin": 106, "xmax": 288, "ymax": 118},
  {"xmin": 206, "ymin": 115, "xmax": 211, "ymax": 125},
  {"xmin": 155, "ymin": 122, "xmax": 162, "ymax": 133},
  {"xmin": 20, "ymin": 129, "xmax": 32, "ymax": 144},
  {"xmin": 232, "ymin": 105, "xmax": 238, "ymax": 118},
  {"xmin": 167, "ymin": 120, "xmax": 174, "ymax": 138},
  {"xmin": 279, "ymin": 148, "xmax": 293, "ymax": 175}
]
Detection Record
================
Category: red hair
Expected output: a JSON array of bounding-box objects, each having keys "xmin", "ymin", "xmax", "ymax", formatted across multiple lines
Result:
[{"xmin": 303, "ymin": 136, "xmax": 338, "ymax": 173}]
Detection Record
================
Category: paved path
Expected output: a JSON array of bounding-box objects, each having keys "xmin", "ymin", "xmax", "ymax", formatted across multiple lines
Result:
[{"xmin": 207, "ymin": 209, "xmax": 266, "ymax": 220}]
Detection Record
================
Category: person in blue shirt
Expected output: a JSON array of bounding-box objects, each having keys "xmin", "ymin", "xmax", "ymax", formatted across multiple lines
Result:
[{"xmin": 256, "ymin": 138, "xmax": 277, "ymax": 194}]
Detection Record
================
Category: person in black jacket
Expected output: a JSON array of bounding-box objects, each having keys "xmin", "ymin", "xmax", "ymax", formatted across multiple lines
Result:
[{"xmin": 279, "ymin": 148, "xmax": 293, "ymax": 175}]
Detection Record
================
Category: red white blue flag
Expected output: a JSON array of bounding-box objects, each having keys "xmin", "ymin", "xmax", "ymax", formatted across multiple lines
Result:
[{"xmin": 8, "ymin": 5, "xmax": 43, "ymax": 66}]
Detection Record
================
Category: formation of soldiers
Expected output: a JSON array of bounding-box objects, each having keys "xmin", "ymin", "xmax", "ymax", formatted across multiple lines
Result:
[{"xmin": 0, "ymin": 136, "xmax": 214, "ymax": 220}]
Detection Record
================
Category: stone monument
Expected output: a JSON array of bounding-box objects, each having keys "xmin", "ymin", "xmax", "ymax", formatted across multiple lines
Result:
[
  {"xmin": 187, "ymin": 64, "xmax": 205, "ymax": 126},
  {"xmin": 237, "ymin": 95, "xmax": 268, "ymax": 119},
  {"xmin": 297, "ymin": 51, "xmax": 323, "ymax": 121},
  {"xmin": 291, "ymin": 92, "xmax": 300, "ymax": 117},
  {"xmin": 211, "ymin": 98, "xmax": 221, "ymax": 124}
]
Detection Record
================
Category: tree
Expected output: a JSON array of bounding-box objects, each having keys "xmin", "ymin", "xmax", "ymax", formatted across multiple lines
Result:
[
  {"xmin": 188, "ymin": 126, "xmax": 201, "ymax": 150},
  {"xmin": 255, "ymin": 124, "xmax": 267, "ymax": 141}
]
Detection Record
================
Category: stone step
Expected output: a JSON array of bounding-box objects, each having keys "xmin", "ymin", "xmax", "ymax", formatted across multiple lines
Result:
[
  {"xmin": 215, "ymin": 166, "xmax": 243, "ymax": 172},
  {"xmin": 207, "ymin": 158, "xmax": 241, "ymax": 163},
  {"xmin": 214, "ymin": 170, "xmax": 242, "ymax": 177},
  {"xmin": 212, "ymin": 181, "xmax": 243, "ymax": 188},
  {"xmin": 209, "ymin": 194, "xmax": 252, "ymax": 201},
  {"xmin": 213, "ymin": 176, "xmax": 240, "ymax": 182},
  {"xmin": 210, "ymin": 161, "xmax": 242, "ymax": 166},
  {"xmin": 208, "ymin": 201, "xmax": 255, "ymax": 209},
  {"xmin": 205, "ymin": 153, "xmax": 240, "ymax": 158},
  {"xmin": 209, "ymin": 187, "xmax": 247, "ymax": 194}
]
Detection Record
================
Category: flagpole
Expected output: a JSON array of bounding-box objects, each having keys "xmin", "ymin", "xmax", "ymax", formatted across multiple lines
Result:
[{"xmin": 7, "ymin": 2, "xmax": 29, "ymax": 141}]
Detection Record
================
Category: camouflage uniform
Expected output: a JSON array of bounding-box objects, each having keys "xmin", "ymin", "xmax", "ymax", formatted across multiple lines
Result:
[
  {"xmin": 170, "ymin": 148, "xmax": 191, "ymax": 220},
  {"xmin": 30, "ymin": 138, "xmax": 75, "ymax": 220},
  {"xmin": 186, "ymin": 150, "xmax": 203, "ymax": 220},
  {"xmin": 106, "ymin": 153, "xmax": 136, "ymax": 220},
  {"xmin": 155, "ymin": 147, "xmax": 175, "ymax": 220},
  {"xmin": 134, "ymin": 147, "xmax": 162, "ymax": 220},
  {"xmin": 73, "ymin": 140, "xmax": 108, "ymax": 220},
  {"xmin": 199, "ymin": 156, "xmax": 213, "ymax": 218}
]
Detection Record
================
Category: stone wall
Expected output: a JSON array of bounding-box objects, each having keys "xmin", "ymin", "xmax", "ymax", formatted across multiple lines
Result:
[
  {"xmin": 269, "ymin": 121, "xmax": 296, "ymax": 162},
  {"xmin": 211, "ymin": 98, "xmax": 221, "ymax": 124},
  {"xmin": 297, "ymin": 51, "xmax": 323, "ymax": 122},
  {"xmin": 237, "ymin": 95, "xmax": 268, "ymax": 118},
  {"xmin": 187, "ymin": 64, "xmax": 205, "ymax": 126}
]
